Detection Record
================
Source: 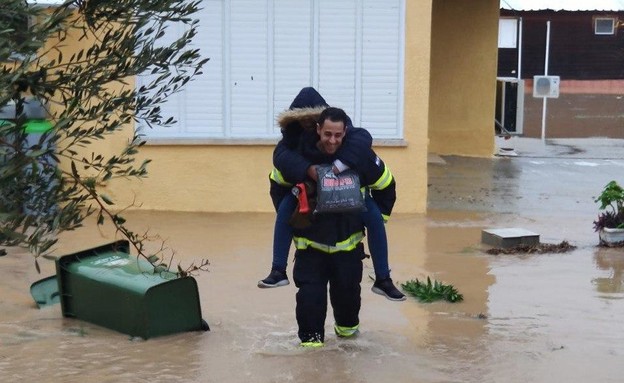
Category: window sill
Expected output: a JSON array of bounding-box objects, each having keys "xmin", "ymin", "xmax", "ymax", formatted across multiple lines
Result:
[
  {"xmin": 373, "ymin": 139, "xmax": 408, "ymax": 147},
  {"xmin": 143, "ymin": 137, "xmax": 280, "ymax": 146},
  {"xmin": 143, "ymin": 137, "xmax": 408, "ymax": 147}
]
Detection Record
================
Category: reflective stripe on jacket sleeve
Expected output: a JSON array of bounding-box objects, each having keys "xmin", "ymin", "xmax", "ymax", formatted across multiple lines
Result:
[{"xmin": 370, "ymin": 166, "xmax": 393, "ymax": 190}]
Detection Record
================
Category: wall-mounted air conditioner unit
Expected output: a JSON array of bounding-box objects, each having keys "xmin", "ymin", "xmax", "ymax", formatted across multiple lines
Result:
[
  {"xmin": 495, "ymin": 77, "xmax": 524, "ymax": 136},
  {"xmin": 533, "ymin": 75, "xmax": 560, "ymax": 98}
]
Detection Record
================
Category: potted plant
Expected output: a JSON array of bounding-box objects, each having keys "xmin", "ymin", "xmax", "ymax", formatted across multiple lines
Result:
[{"xmin": 593, "ymin": 180, "xmax": 624, "ymax": 245}]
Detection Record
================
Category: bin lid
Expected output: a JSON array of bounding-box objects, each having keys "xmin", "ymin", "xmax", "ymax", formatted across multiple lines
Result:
[{"xmin": 30, "ymin": 275, "xmax": 61, "ymax": 308}]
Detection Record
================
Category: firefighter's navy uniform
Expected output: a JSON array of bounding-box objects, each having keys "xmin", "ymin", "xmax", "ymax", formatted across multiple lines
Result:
[{"xmin": 271, "ymin": 106, "xmax": 397, "ymax": 344}]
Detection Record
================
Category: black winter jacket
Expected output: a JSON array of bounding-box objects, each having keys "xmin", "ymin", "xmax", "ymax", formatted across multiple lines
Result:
[
  {"xmin": 273, "ymin": 87, "xmax": 373, "ymax": 183},
  {"xmin": 269, "ymin": 87, "xmax": 396, "ymax": 220},
  {"xmin": 297, "ymin": 129, "xmax": 397, "ymax": 221}
]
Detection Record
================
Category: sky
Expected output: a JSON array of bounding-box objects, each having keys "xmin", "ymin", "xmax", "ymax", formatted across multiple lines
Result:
[{"xmin": 501, "ymin": 0, "xmax": 624, "ymax": 11}]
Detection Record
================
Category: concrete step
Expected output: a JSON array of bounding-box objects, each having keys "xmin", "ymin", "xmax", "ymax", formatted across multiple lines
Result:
[{"xmin": 482, "ymin": 228, "xmax": 540, "ymax": 248}]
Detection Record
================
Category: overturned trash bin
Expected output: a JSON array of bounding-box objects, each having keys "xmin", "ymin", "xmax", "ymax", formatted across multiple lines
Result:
[
  {"xmin": 32, "ymin": 240, "xmax": 209, "ymax": 339},
  {"xmin": 0, "ymin": 97, "xmax": 57, "ymax": 217}
]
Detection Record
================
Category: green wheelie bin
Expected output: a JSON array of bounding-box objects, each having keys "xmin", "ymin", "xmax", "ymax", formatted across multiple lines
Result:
[{"xmin": 53, "ymin": 240, "xmax": 208, "ymax": 339}]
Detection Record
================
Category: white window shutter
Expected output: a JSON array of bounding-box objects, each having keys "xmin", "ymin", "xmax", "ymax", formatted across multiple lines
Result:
[
  {"xmin": 360, "ymin": 0, "xmax": 403, "ymax": 137},
  {"xmin": 137, "ymin": 20, "xmax": 185, "ymax": 138},
  {"xmin": 139, "ymin": 0, "xmax": 404, "ymax": 141},
  {"xmin": 318, "ymin": 0, "xmax": 357, "ymax": 118},
  {"xmin": 228, "ymin": 0, "xmax": 270, "ymax": 137},
  {"xmin": 137, "ymin": 1, "xmax": 225, "ymax": 138},
  {"xmin": 184, "ymin": 0, "xmax": 225, "ymax": 135},
  {"xmin": 273, "ymin": 0, "xmax": 313, "ymax": 134}
]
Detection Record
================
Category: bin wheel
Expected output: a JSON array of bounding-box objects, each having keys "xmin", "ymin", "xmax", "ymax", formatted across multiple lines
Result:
[{"xmin": 201, "ymin": 319, "xmax": 210, "ymax": 332}]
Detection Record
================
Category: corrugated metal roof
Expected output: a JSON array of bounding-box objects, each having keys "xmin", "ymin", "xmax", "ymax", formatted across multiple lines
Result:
[{"xmin": 501, "ymin": 0, "xmax": 624, "ymax": 11}]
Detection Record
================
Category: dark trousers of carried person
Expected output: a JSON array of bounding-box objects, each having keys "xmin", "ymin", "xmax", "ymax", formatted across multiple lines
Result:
[{"xmin": 293, "ymin": 221, "xmax": 365, "ymax": 346}]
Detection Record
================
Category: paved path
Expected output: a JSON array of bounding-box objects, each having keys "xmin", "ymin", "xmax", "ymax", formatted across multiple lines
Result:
[
  {"xmin": 496, "ymin": 136, "xmax": 624, "ymax": 159},
  {"xmin": 429, "ymin": 137, "xmax": 624, "ymax": 216}
]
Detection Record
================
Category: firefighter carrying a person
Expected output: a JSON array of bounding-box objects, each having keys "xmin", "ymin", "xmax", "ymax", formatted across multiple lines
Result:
[
  {"xmin": 260, "ymin": 87, "xmax": 404, "ymax": 301},
  {"xmin": 271, "ymin": 105, "xmax": 398, "ymax": 346}
]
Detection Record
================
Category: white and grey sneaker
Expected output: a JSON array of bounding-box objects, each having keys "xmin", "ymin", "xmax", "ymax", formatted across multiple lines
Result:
[
  {"xmin": 371, "ymin": 277, "xmax": 406, "ymax": 301},
  {"xmin": 257, "ymin": 269, "xmax": 289, "ymax": 288}
]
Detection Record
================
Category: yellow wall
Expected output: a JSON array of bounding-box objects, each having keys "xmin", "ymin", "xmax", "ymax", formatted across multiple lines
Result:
[
  {"xmin": 39, "ymin": 11, "xmax": 137, "ymax": 179},
  {"xmin": 110, "ymin": 145, "xmax": 275, "ymax": 212},
  {"xmin": 428, "ymin": 0, "xmax": 499, "ymax": 157},
  {"xmin": 105, "ymin": 0, "xmax": 433, "ymax": 214},
  {"xmin": 378, "ymin": 0, "xmax": 432, "ymax": 213}
]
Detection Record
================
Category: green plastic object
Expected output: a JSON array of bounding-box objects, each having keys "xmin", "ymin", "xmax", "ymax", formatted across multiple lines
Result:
[
  {"xmin": 55, "ymin": 240, "xmax": 208, "ymax": 339},
  {"xmin": 30, "ymin": 275, "xmax": 61, "ymax": 308},
  {"xmin": 24, "ymin": 120, "xmax": 53, "ymax": 133},
  {"xmin": 0, "ymin": 119, "xmax": 53, "ymax": 133}
]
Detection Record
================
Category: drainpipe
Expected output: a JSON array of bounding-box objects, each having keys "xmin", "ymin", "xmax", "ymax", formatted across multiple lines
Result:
[
  {"xmin": 541, "ymin": 20, "xmax": 551, "ymax": 142},
  {"xmin": 517, "ymin": 17, "xmax": 522, "ymax": 80}
]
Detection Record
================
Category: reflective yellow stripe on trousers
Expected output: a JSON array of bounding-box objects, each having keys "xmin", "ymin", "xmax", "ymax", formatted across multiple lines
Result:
[{"xmin": 293, "ymin": 232, "xmax": 364, "ymax": 253}]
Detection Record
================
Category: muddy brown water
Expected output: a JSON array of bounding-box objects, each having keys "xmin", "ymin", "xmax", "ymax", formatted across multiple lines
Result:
[{"xmin": 2, "ymin": 154, "xmax": 624, "ymax": 383}]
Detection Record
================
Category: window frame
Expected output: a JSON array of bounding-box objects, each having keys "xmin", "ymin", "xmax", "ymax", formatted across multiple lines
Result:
[{"xmin": 594, "ymin": 17, "xmax": 617, "ymax": 35}]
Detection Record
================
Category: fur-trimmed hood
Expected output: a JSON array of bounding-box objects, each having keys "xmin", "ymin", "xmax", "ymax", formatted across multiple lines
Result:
[
  {"xmin": 276, "ymin": 106, "xmax": 325, "ymax": 131},
  {"xmin": 276, "ymin": 87, "xmax": 328, "ymax": 132}
]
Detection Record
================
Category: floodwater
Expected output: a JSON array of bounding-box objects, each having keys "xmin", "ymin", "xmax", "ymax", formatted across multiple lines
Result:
[{"xmin": 2, "ymin": 145, "xmax": 624, "ymax": 383}]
